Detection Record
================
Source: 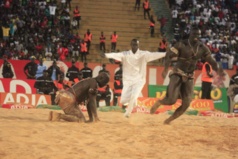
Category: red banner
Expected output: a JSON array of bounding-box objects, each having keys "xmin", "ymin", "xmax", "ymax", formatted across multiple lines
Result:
[{"xmin": 0, "ymin": 92, "xmax": 51, "ymax": 107}]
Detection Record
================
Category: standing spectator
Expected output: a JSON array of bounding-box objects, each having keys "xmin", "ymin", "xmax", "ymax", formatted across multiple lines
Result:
[
  {"xmin": 111, "ymin": 31, "xmax": 118, "ymax": 52},
  {"xmin": 66, "ymin": 0, "xmax": 71, "ymax": 10},
  {"xmin": 35, "ymin": 57, "xmax": 47, "ymax": 79},
  {"xmin": 84, "ymin": 29, "xmax": 92, "ymax": 53},
  {"xmin": 99, "ymin": 31, "xmax": 106, "ymax": 53},
  {"xmin": 47, "ymin": 60, "xmax": 62, "ymax": 81},
  {"xmin": 80, "ymin": 40, "xmax": 88, "ymax": 62},
  {"xmin": 80, "ymin": 62, "xmax": 92, "ymax": 79},
  {"xmin": 72, "ymin": 39, "xmax": 80, "ymax": 60},
  {"xmin": 24, "ymin": 56, "xmax": 38, "ymax": 79},
  {"xmin": 149, "ymin": 15, "xmax": 155, "ymax": 37},
  {"xmin": 201, "ymin": 62, "xmax": 213, "ymax": 99},
  {"xmin": 143, "ymin": 0, "xmax": 150, "ymax": 19},
  {"xmin": 2, "ymin": 55, "xmax": 14, "ymax": 78},
  {"xmin": 66, "ymin": 59, "xmax": 80, "ymax": 85},
  {"xmin": 157, "ymin": 15, "xmax": 167, "ymax": 36},
  {"xmin": 174, "ymin": 23, "xmax": 181, "ymax": 41},
  {"xmin": 134, "ymin": 0, "xmax": 141, "ymax": 11},
  {"xmin": 171, "ymin": 7, "xmax": 178, "ymax": 26},
  {"xmin": 73, "ymin": 6, "xmax": 81, "ymax": 29}
]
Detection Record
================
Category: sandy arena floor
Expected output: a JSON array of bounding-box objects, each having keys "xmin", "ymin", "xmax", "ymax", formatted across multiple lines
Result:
[{"xmin": 0, "ymin": 108, "xmax": 237, "ymax": 159}]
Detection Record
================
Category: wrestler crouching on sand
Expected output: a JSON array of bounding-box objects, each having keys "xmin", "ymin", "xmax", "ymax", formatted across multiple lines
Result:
[{"xmin": 49, "ymin": 72, "xmax": 110, "ymax": 123}]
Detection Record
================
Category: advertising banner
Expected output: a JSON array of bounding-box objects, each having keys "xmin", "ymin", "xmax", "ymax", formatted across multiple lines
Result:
[
  {"xmin": 0, "ymin": 92, "xmax": 51, "ymax": 107},
  {"xmin": 148, "ymin": 85, "xmax": 229, "ymax": 113}
]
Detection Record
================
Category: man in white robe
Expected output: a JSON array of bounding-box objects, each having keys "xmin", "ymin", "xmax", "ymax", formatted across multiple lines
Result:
[{"xmin": 103, "ymin": 39, "xmax": 165, "ymax": 117}]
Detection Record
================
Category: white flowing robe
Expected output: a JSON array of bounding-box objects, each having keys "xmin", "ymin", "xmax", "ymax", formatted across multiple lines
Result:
[{"xmin": 105, "ymin": 49, "xmax": 165, "ymax": 116}]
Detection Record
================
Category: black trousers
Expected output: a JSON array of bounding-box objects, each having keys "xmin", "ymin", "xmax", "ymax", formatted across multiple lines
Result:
[{"xmin": 201, "ymin": 81, "xmax": 212, "ymax": 99}]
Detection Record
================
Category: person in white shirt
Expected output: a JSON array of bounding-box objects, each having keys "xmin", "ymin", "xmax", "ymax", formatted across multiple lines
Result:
[{"xmin": 103, "ymin": 39, "xmax": 166, "ymax": 118}]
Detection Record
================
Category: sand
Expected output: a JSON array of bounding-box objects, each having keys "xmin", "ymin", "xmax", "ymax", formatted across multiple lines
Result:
[{"xmin": 0, "ymin": 108, "xmax": 238, "ymax": 159}]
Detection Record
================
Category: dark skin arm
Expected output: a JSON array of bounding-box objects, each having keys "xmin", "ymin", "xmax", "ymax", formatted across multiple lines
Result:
[{"xmin": 162, "ymin": 43, "xmax": 179, "ymax": 78}]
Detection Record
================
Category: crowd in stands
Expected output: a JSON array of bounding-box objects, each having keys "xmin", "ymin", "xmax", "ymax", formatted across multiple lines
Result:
[
  {"xmin": 0, "ymin": 0, "xmax": 80, "ymax": 61},
  {"xmin": 168, "ymin": 0, "xmax": 238, "ymax": 70}
]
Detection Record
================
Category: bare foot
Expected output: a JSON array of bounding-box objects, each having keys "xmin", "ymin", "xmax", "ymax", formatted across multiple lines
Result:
[{"xmin": 163, "ymin": 119, "xmax": 171, "ymax": 125}]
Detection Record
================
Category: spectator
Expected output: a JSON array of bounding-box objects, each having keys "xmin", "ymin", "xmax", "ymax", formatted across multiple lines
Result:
[
  {"xmin": 47, "ymin": 60, "xmax": 62, "ymax": 81},
  {"xmin": 99, "ymin": 63, "xmax": 110, "ymax": 75},
  {"xmin": 35, "ymin": 57, "xmax": 47, "ymax": 79},
  {"xmin": 66, "ymin": 59, "xmax": 80, "ymax": 84},
  {"xmin": 157, "ymin": 15, "xmax": 167, "ymax": 35},
  {"xmin": 73, "ymin": 6, "xmax": 81, "ymax": 29},
  {"xmin": 57, "ymin": 43, "xmax": 68, "ymax": 61},
  {"xmin": 113, "ymin": 70, "xmax": 125, "ymax": 105},
  {"xmin": 80, "ymin": 62, "xmax": 92, "ymax": 79},
  {"xmin": 2, "ymin": 55, "xmax": 14, "ymax": 78},
  {"xmin": 34, "ymin": 70, "xmax": 57, "ymax": 104},
  {"xmin": 96, "ymin": 83, "xmax": 111, "ymax": 107},
  {"xmin": 143, "ymin": 0, "xmax": 150, "ymax": 19},
  {"xmin": 97, "ymin": 69, "xmax": 111, "ymax": 107},
  {"xmin": 99, "ymin": 31, "xmax": 106, "ymax": 53},
  {"xmin": 24, "ymin": 56, "xmax": 38, "ymax": 79},
  {"xmin": 149, "ymin": 15, "xmax": 155, "ymax": 37},
  {"xmin": 158, "ymin": 37, "xmax": 168, "ymax": 52},
  {"xmin": 66, "ymin": 0, "xmax": 72, "ymax": 10},
  {"xmin": 80, "ymin": 39, "xmax": 88, "ymax": 62},
  {"xmin": 201, "ymin": 62, "xmax": 213, "ymax": 99},
  {"xmin": 84, "ymin": 29, "xmax": 92, "ymax": 53},
  {"xmin": 114, "ymin": 63, "xmax": 123, "ymax": 80},
  {"xmin": 72, "ymin": 39, "xmax": 80, "ymax": 60},
  {"xmin": 134, "ymin": 0, "xmax": 141, "ymax": 11},
  {"xmin": 111, "ymin": 31, "xmax": 118, "ymax": 52}
]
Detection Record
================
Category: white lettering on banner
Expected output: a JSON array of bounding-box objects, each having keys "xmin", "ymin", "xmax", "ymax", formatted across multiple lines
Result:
[
  {"xmin": 37, "ymin": 96, "xmax": 48, "ymax": 105},
  {"xmin": 3, "ymin": 93, "xmax": 48, "ymax": 106},
  {"xmin": 4, "ymin": 93, "xmax": 14, "ymax": 103},
  {"xmin": 0, "ymin": 80, "xmax": 5, "ymax": 92},
  {"xmin": 11, "ymin": 105, "xmax": 29, "ymax": 109},
  {"xmin": 10, "ymin": 80, "xmax": 32, "ymax": 94},
  {"xmin": 16, "ymin": 94, "xmax": 29, "ymax": 104}
]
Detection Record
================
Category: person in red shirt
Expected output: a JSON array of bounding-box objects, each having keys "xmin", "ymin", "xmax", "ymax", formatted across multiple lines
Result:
[
  {"xmin": 84, "ymin": 29, "xmax": 92, "ymax": 53},
  {"xmin": 111, "ymin": 31, "xmax": 118, "ymax": 52},
  {"xmin": 57, "ymin": 44, "xmax": 69, "ymax": 61}
]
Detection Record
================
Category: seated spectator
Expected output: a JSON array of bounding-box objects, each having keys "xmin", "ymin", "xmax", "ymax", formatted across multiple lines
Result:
[
  {"xmin": 2, "ymin": 55, "xmax": 14, "ymax": 78},
  {"xmin": 80, "ymin": 62, "xmax": 92, "ymax": 79},
  {"xmin": 96, "ymin": 83, "xmax": 111, "ymax": 107},
  {"xmin": 66, "ymin": 59, "xmax": 80, "ymax": 84},
  {"xmin": 34, "ymin": 70, "xmax": 58, "ymax": 104},
  {"xmin": 24, "ymin": 56, "xmax": 38, "ymax": 79}
]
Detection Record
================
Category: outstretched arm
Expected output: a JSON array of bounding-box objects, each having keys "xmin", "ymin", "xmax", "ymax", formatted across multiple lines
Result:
[{"xmin": 102, "ymin": 52, "xmax": 124, "ymax": 62}]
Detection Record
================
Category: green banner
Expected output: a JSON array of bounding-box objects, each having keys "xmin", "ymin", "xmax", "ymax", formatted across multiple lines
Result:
[{"xmin": 148, "ymin": 85, "xmax": 229, "ymax": 113}]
